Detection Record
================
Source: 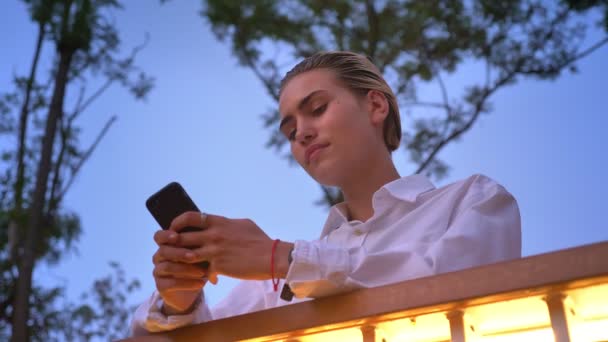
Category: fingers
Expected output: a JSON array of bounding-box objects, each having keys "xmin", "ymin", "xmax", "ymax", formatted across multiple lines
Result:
[
  {"xmin": 154, "ymin": 229, "xmax": 178, "ymax": 246},
  {"xmin": 153, "ymin": 242, "xmax": 219, "ymax": 265},
  {"xmin": 154, "ymin": 261, "xmax": 207, "ymax": 279},
  {"xmin": 169, "ymin": 211, "xmax": 207, "ymax": 233},
  {"xmin": 152, "ymin": 213, "xmax": 234, "ymax": 286},
  {"xmin": 187, "ymin": 244, "xmax": 220, "ymax": 265},
  {"xmin": 169, "ymin": 212, "xmax": 228, "ymax": 233},
  {"xmin": 177, "ymin": 229, "xmax": 221, "ymax": 248},
  {"xmin": 153, "ymin": 229, "xmax": 205, "ymax": 249},
  {"xmin": 154, "ymin": 243, "xmax": 219, "ymax": 284},
  {"xmin": 167, "ymin": 211, "xmax": 205, "ymax": 233},
  {"xmin": 153, "ymin": 245, "xmax": 196, "ymax": 264},
  {"xmin": 155, "ymin": 277, "xmax": 206, "ymax": 292}
]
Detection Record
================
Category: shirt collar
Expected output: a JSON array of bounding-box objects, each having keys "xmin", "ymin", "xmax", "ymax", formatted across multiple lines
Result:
[
  {"xmin": 378, "ymin": 174, "xmax": 436, "ymax": 203},
  {"xmin": 319, "ymin": 204, "xmax": 347, "ymax": 239},
  {"xmin": 319, "ymin": 174, "xmax": 436, "ymax": 238}
]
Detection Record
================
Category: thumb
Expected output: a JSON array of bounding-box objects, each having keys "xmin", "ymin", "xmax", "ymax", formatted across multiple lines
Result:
[{"xmin": 208, "ymin": 262, "xmax": 219, "ymax": 285}]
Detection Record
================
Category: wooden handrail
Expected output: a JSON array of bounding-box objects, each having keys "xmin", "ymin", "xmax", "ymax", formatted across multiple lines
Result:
[{"xmin": 122, "ymin": 241, "xmax": 608, "ymax": 342}]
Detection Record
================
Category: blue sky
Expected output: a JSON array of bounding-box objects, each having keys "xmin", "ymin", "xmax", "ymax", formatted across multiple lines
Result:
[{"xmin": 1, "ymin": 1, "xmax": 607, "ymax": 311}]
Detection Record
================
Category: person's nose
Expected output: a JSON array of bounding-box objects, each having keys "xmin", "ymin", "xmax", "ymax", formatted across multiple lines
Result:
[{"xmin": 295, "ymin": 124, "xmax": 316, "ymax": 145}]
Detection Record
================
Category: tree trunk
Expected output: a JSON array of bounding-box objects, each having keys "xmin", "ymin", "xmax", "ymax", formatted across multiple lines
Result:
[
  {"xmin": 11, "ymin": 49, "xmax": 74, "ymax": 342},
  {"xmin": 9, "ymin": 22, "xmax": 46, "ymax": 262}
]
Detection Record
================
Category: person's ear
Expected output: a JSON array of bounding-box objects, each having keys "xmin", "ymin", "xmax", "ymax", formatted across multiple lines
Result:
[{"xmin": 365, "ymin": 90, "xmax": 389, "ymax": 126}]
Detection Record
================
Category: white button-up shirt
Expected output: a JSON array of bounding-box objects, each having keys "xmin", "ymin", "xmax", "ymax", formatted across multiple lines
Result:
[{"xmin": 131, "ymin": 174, "xmax": 521, "ymax": 335}]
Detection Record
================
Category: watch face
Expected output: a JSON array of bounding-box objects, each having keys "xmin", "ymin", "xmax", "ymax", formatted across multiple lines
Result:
[{"xmin": 280, "ymin": 283, "xmax": 294, "ymax": 302}]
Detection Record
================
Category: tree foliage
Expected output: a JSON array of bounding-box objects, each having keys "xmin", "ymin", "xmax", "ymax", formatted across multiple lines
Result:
[
  {"xmin": 0, "ymin": 260, "xmax": 140, "ymax": 341},
  {"xmin": 1, "ymin": 0, "xmax": 152, "ymax": 340},
  {"xmin": 200, "ymin": 0, "xmax": 608, "ymax": 206}
]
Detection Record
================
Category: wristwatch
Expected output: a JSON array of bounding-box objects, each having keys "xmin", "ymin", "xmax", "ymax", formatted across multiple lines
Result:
[
  {"xmin": 281, "ymin": 247, "xmax": 295, "ymax": 301},
  {"xmin": 287, "ymin": 247, "xmax": 294, "ymax": 264}
]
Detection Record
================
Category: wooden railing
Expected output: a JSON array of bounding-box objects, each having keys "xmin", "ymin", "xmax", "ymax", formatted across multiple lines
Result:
[{"xmin": 122, "ymin": 241, "xmax": 608, "ymax": 342}]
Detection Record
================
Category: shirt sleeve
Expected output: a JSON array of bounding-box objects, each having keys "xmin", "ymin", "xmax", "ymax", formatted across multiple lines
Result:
[
  {"xmin": 130, "ymin": 290, "xmax": 212, "ymax": 335},
  {"xmin": 285, "ymin": 174, "xmax": 521, "ymax": 298},
  {"xmin": 130, "ymin": 280, "xmax": 269, "ymax": 336}
]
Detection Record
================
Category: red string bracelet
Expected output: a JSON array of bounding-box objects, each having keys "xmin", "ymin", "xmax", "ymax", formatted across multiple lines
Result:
[{"xmin": 271, "ymin": 239, "xmax": 280, "ymax": 292}]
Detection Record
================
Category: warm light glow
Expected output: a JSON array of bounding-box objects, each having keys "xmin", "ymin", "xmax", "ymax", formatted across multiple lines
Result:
[
  {"xmin": 467, "ymin": 295, "xmax": 551, "ymax": 335},
  {"xmin": 381, "ymin": 312, "xmax": 451, "ymax": 341},
  {"xmin": 572, "ymin": 318, "xmax": 608, "ymax": 341},
  {"xmin": 252, "ymin": 282, "xmax": 608, "ymax": 341},
  {"xmin": 479, "ymin": 327, "xmax": 555, "ymax": 342},
  {"xmin": 293, "ymin": 327, "xmax": 363, "ymax": 342}
]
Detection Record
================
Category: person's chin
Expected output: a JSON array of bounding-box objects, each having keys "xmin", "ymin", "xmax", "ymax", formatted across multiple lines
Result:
[
  {"xmin": 308, "ymin": 161, "xmax": 344, "ymax": 188},
  {"xmin": 304, "ymin": 147, "xmax": 344, "ymax": 185}
]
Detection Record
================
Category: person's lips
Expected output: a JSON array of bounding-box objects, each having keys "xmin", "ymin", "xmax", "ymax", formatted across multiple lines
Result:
[{"xmin": 305, "ymin": 143, "xmax": 330, "ymax": 164}]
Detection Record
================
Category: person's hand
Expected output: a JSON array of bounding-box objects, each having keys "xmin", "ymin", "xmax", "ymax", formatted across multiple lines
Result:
[
  {"xmin": 152, "ymin": 229, "xmax": 207, "ymax": 314},
  {"xmin": 167, "ymin": 212, "xmax": 293, "ymax": 284}
]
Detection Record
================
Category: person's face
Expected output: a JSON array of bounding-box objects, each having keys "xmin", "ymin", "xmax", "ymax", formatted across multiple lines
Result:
[{"xmin": 278, "ymin": 69, "xmax": 388, "ymax": 187}]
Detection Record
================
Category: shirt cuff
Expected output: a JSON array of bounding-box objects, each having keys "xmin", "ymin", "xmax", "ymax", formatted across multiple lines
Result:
[
  {"xmin": 284, "ymin": 240, "xmax": 350, "ymax": 298},
  {"xmin": 131, "ymin": 290, "xmax": 212, "ymax": 335}
]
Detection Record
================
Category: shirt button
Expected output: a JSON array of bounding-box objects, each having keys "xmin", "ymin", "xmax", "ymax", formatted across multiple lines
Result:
[{"xmin": 354, "ymin": 229, "xmax": 363, "ymax": 236}]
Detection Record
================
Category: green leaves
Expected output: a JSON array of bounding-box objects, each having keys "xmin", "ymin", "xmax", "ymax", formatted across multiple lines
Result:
[
  {"xmin": 202, "ymin": 0, "xmax": 608, "ymax": 191},
  {"xmin": 3, "ymin": 0, "xmax": 152, "ymax": 338}
]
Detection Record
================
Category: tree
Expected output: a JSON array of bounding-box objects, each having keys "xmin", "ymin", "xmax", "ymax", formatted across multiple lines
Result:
[
  {"xmin": 1, "ymin": 0, "xmax": 153, "ymax": 340},
  {"xmin": 0, "ymin": 259, "xmax": 141, "ymax": 341},
  {"xmin": 48, "ymin": 262, "xmax": 141, "ymax": 341},
  {"xmin": 200, "ymin": 0, "xmax": 608, "ymax": 206}
]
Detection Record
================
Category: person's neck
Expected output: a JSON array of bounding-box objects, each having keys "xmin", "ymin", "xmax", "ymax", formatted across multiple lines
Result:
[{"xmin": 340, "ymin": 155, "xmax": 400, "ymax": 222}]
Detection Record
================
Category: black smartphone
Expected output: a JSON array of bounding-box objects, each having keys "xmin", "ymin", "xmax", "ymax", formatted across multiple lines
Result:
[{"xmin": 146, "ymin": 182, "xmax": 209, "ymax": 269}]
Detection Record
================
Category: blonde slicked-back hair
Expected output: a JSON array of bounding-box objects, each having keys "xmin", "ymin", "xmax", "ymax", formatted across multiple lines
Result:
[{"xmin": 279, "ymin": 51, "xmax": 402, "ymax": 152}]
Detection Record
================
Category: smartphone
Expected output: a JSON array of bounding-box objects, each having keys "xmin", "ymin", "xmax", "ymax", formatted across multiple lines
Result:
[{"xmin": 146, "ymin": 182, "xmax": 209, "ymax": 269}]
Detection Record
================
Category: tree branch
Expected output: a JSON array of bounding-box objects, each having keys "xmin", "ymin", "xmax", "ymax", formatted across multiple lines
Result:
[
  {"xmin": 402, "ymin": 101, "xmax": 449, "ymax": 110},
  {"xmin": 242, "ymin": 53, "xmax": 280, "ymax": 101},
  {"xmin": 485, "ymin": 59, "xmax": 491, "ymax": 89},
  {"xmin": 319, "ymin": 185, "xmax": 343, "ymax": 207},
  {"xmin": 412, "ymin": 6, "xmax": 606, "ymax": 176},
  {"xmin": 10, "ymin": 20, "xmax": 46, "ymax": 262},
  {"xmin": 47, "ymin": 117, "xmax": 69, "ymax": 217},
  {"xmin": 71, "ymin": 31, "xmax": 150, "ymax": 83},
  {"xmin": 335, "ymin": 15, "xmax": 346, "ymax": 51},
  {"xmin": 573, "ymin": 36, "xmax": 608, "ymax": 61},
  {"xmin": 433, "ymin": 70, "xmax": 454, "ymax": 137},
  {"xmin": 68, "ymin": 79, "xmax": 113, "ymax": 122},
  {"xmin": 364, "ymin": 0, "xmax": 379, "ymax": 59},
  {"xmin": 57, "ymin": 115, "xmax": 117, "ymax": 201},
  {"xmin": 70, "ymin": 85, "xmax": 86, "ymax": 119},
  {"xmin": 14, "ymin": 22, "xmax": 46, "ymax": 209},
  {"xmin": 414, "ymin": 70, "xmax": 518, "ymax": 175},
  {"xmin": 68, "ymin": 33, "xmax": 150, "ymax": 120},
  {"xmin": 521, "ymin": 35, "xmax": 608, "ymax": 76}
]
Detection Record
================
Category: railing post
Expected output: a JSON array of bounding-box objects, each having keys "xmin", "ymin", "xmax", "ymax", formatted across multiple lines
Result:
[
  {"xmin": 360, "ymin": 325, "xmax": 385, "ymax": 342},
  {"xmin": 447, "ymin": 310, "xmax": 476, "ymax": 342},
  {"xmin": 545, "ymin": 293, "xmax": 577, "ymax": 342}
]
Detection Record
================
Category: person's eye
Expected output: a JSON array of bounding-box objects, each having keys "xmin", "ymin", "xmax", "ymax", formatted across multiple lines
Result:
[
  {"xmin": 288, "ymin": 129, "xmax": 297, "ymax": 141},
  {"xmin": 312, "ymin": 103, "xmax": 327, "ymax": 115}
]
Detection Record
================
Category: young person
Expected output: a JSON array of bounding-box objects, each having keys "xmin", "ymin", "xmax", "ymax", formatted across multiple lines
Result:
[{"xmin": 131, "ymin": 51, "xmax": 521, "ymax": 335}]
